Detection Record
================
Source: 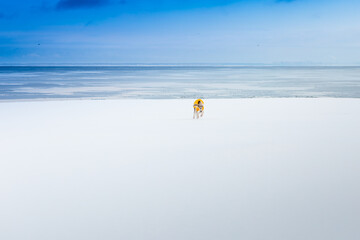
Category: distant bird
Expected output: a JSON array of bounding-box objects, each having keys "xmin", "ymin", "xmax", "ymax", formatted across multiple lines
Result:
[{"xmin": 37, "ymin": 43, "xmax": 41, "ymax": 46}]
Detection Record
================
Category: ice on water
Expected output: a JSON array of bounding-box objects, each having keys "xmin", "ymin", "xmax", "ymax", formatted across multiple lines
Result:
[{"xmin": 1, "ymin": 66, "xmax": 360, "ymax": 100}]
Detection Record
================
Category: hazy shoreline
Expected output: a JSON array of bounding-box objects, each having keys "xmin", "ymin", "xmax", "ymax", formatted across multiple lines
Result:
[
  {"xmin": 1, "ymin": 66, "xmax": 360, "ymax": 100},
  {"xmin": 1, "ymin": 96, "xmax": 360, "ymax": 104}
]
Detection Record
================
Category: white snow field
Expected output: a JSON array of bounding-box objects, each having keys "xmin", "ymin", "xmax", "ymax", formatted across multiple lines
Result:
[{"xmin": 1, "ymin": 98, "xmax": 360, "ymax": 240}]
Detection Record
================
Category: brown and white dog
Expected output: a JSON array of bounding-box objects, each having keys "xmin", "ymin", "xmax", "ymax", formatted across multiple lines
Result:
[{"xmin": 193, "ymin": 99, "xmax": 204, "ymax": 119}]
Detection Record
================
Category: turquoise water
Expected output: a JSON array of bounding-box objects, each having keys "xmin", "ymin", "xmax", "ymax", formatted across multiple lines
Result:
[{"xmin": 0, "ymin": 66, "xmax": 360, "ymax": 100}]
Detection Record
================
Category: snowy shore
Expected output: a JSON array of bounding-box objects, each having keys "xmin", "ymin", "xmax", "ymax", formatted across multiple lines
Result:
[{"xmin": 1, "ymin": 98, "xmax": 360, "ymax": 240}]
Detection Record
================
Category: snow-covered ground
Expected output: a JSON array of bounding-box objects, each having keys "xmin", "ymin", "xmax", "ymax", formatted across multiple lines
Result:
[{"xmin": 1, "ymin": 99, "xmax": 360, "ymax": 240}]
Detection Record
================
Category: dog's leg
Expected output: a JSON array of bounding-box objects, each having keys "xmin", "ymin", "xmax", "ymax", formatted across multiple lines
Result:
[
  {"xmin": 193, "ymin": 109, "xmax": 196, "ymax": 119},
  {"xmin": 200, "ymin": 111, "xmax": 204, "ymax": 117}
]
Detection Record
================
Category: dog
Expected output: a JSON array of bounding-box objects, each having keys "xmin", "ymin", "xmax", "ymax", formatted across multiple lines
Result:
[{"xmin": 193, "ymin": 99, "xmax": 204, "ymax": 119}]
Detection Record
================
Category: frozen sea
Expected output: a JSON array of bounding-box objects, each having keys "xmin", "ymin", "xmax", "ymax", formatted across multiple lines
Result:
[{"xmin": 1, "ymin": 66, "xmax": 360, "ymax": 100}]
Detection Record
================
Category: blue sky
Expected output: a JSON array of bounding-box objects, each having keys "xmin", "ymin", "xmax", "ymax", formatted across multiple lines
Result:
[{"xmin": 1, "ymin": 0, "xmax": 360, "ymax": 64}]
